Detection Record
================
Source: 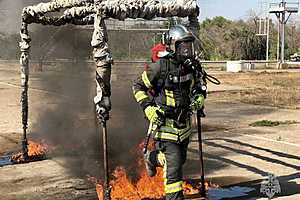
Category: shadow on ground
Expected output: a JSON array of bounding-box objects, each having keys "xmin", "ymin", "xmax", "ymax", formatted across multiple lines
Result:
[{"xmin": 185, "ymin": 135, "xmax": 300, "ymax": 199}]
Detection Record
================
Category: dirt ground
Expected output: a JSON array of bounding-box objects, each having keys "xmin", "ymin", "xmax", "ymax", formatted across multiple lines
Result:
[
  {"xmin": 211, "ymin": 71, "xmax": 300, "ymax": 109},
  {"xmin": 1, "ymin": 61, "xmax": 300, "ymax": 200}
]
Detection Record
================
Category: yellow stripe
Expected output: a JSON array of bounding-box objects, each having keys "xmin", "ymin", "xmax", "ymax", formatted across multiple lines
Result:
[
  {"xmin": 142, "ymin": 71, "xmax": 152, "ymax": 88},
  {"xmin": 155, "ymin": 132, "xmax": 178, "ymax": 141},
  {"xmin": 163, "ymin": 152, "xmax": 168, "ymax": 186},
  {"xmin": 165, "ymin": 181, "xmax": 183, "ymax": 194},
  {"xmin": 165, "ymin": 89, "xmax": 176, "ymax": 107},
  {"xmin": 179, "ymin": 128, "xmax": 192, "ymax": 141},
  {"xmin": 157, "ymin": 152, "xmax": 166, "ymax": 167},
  {"xmin": 160, "ymin": 126, "xmax": 177, "ymax": 134},
  {"xmin": 134, "ymin": 91, "xmax": 148, "ymax": 102},
  {"xmin": 159, "ymin": 119, "xmax": 190, "ymax": 134},
  {"xmin": 179, "ymin": 120, "xmax": 192, "ymax": 141}
]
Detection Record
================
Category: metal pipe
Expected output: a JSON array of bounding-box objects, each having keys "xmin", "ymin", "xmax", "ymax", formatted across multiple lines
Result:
[
  {"xmin": 277, "ymin": 18, "xmax": 280, "ymax": 63},
  {"xmin": 281, "ymin": 1, "xmax": 286, "ymax": 64},
  {"xmin": 266, "ymin": 17, "xmax": 270, "ymax": 66},
  {"xmin": 196, "ymin": 111, "xmax": 205, "ymax": 197},
  {"xmin": 102, "ymin": 120, "xmax": 111, "ymax": 200}
]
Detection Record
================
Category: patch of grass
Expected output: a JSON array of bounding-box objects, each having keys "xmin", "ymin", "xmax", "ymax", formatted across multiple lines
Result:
[{"xmin": 249, "ymin": 120, "xmax": 299, "ymax": 127}]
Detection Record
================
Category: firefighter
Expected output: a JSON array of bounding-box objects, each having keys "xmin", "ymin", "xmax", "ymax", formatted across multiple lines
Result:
[{"xmin": 132, "ymin": 24, "xmax": 206, "ymax": 200}]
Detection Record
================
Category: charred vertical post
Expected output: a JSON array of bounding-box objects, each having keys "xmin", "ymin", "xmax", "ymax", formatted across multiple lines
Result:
[
  {"xmin": 92, "ymin": 14, "xmax": 112, "ymax": 100},
  {"xmin": 92, "ymin": 12, "xmax": 113, "ymax": 200},
  {"xmin": 19, "ymin": 21, "xmax": 31, "ymax": 160}
]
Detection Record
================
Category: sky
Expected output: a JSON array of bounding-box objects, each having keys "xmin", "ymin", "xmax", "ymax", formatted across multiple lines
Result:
[
  {"xmin": 198, "ymin": 0, "xmax": 300, "ymax": 22},
  {"xmin": 199, "ymin": 0, "xmax": 260, "ymax": 21},
  {"xmin": 1, "ymin": 0, "xmax": 300, "ymax": 34}
]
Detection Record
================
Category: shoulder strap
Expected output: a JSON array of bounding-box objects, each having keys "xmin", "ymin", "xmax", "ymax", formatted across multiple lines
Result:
[{"xmin": 156, "ymin": 58, "xmax": 170, "ymax": 90}]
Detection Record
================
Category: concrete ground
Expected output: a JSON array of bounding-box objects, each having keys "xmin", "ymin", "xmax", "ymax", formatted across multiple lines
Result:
[
  {"xmin": 188, "ymin": 102, "xmax": 300, "ymax": 199},
  {"xmin": 0, "ymin": 62, "xmax": 300, "ymax": 200}
]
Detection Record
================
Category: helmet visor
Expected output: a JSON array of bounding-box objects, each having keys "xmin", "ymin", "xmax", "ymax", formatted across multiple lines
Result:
[{"xmin": 176, "ymin": 41, "xmax": 194, "ymax": 60}]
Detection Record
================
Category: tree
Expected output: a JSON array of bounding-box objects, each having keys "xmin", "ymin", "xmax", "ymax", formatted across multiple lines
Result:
[{"xmin": 199, "ymin": 16, "xmax": 267, "ymax": 60}]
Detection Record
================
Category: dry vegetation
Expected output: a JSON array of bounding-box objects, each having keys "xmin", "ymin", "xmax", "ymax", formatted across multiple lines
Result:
[{"xmin": 208, "ymin": 71, "xmax": 300, "ymax": 109}]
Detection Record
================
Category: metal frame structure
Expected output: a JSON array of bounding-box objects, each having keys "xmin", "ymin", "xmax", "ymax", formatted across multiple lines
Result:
[
  {"xmin": 255, "ymin": 1, "xmax": 271, "ymax": 66},
  {"xmin": 18, "ymin": 0, "xmax": 201, "ymax": 198},
  {"xmin": 256, "ymin": 17, "xmax": 270, "ymax": 64},
  {"xmin": 76, "ymin": 18, "xmax": 170, "ymax": 31},
  {"xmin": 19, "ymin": 0, "xmax": 199, "ymax": 157},
  {"xmin": 269, "ymin": 0, "xmax": 299, "ymax": 67}
]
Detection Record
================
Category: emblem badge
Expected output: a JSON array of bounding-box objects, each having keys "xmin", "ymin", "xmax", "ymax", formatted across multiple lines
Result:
[{"xmin": 260, "ymin": 173, "xmax": 281, "ymax": 199}]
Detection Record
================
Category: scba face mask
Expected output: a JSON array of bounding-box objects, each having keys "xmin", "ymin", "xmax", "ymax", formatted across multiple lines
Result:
[{"xmin": 175, "ymin": 41, "xmax": 195, "ymax": 63}]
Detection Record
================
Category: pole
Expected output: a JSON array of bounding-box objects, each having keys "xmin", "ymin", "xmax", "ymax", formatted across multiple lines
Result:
[
  {"xmin": 277, "ymin": 17, "xmax": 280, "ymax": 64},
  {"xmin": 266, "ymin": 17, "xmax": 270, "ymax": 67},
  {"xmin": 281, "ymin": 2, "xmax": 286, "ymax": 64},
  {"xmin": 101, "ymin": 119, "xmax": 111, "ymax": 200},
  {"xmin": 196, "ymin": 110, "xmax": 205, "ymax": 197},
  {"xmin": 143, "ymin": 122, "xmax": 153, "ymax": 154}
]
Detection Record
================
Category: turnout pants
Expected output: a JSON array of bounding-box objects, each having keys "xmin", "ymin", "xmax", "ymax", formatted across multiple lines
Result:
[{"xmin": 149, "ymin": 139, "xmax": 189, "ymax": 200}]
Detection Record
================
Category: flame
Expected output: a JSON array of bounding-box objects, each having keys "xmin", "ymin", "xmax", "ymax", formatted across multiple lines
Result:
[
  {"xmin": 95, "ymin": 166, "xmax": 164, "ymax": 200},
  {"xmin": 11, "ymin": 140, "xmax": 50, "ymax": 163},
  {"xmin": 93, "ymin": 140, "xmax": 218, "ymax": 200},
  {"xmin": 27, "ymin": 140, "xmax": 49, "ymax": 157}
]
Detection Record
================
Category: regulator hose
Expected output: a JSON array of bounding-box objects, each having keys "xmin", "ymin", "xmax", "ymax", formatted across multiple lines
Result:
[
  {"xmin": 184, "ymin": 58, "xmax": 221, "ymax": 85},
  {"xmin": 204, "ymin": 71, "xmax": 221, "ymax": 85}
]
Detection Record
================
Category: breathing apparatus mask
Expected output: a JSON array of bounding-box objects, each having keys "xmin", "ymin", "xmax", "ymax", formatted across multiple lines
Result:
[
  {"xmin": 175, "ymin": 40, "xmax": 195, "ymax": 63},
  {"xmin": 162, "ymin": 24, "xmax": 196, "ymax": 64}
]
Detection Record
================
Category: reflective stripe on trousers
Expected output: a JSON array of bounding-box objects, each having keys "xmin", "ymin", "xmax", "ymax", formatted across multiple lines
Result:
[
  {"xmin": 154, "ymin": 118, "xmax": 192, "ymax": 143},
  {"xmin": 154, "ymin": 140, "xmax": 189, "ymax": 200},
  {"xmin": 158, "ymin": 153, "xmax": 182, "ymax": 194}
]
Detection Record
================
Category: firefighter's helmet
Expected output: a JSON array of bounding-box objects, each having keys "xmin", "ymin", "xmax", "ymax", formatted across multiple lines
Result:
[{"xmin": 163, "ymin": 25, "xmax": 196, "ymax": 62}]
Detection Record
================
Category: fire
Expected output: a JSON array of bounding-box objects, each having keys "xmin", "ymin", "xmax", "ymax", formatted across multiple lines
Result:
[
  {"xmin": 11, "ymin": 140, "xmax": 49, "ymax": 163},
  {"xmin": 27, "ymin": 140, "xmax": 49, "ymax": 157},
  {"xmin": 93, "ymin": 140, "xmax": 217, "ymax": 200},
  {"xmin": 95, "ymin": 166, "xmax": 164, "ymax": 200},
  {"xmin": 95, "ymin": 165, "xmax": 208, "ymax": 200}
]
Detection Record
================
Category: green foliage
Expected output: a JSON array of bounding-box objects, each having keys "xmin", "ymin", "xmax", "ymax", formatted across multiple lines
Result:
[
  {"xmin": 249, "ymin": 120, "xmax": 299, "ymax": 127},
  {"xmin": 201, "ymin": 16, "xmax": 231, "ymax": 29},
  {"xmin": 250, "ymin": 120, "xmax": 280, "ymax": 127},
  {"xmin": 199, "ymin": 16, "xmax": 268, "ymax": 60}
]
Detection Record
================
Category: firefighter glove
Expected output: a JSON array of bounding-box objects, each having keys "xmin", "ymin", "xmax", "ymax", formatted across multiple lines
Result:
[
  {"xmin": 144, "ymin": 106, "xmax": 164, "ymax": 125},
  {"xmin": 190, "ymin": 94, "xmax": 205, "ymax": 111}
]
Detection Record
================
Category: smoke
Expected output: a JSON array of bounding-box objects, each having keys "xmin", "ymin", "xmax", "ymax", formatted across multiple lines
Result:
[
  {"xmin": 0, "ymin": 0, "xmax": 49, "ymax": 34},
  {"xmin": 31, "ymin": 61, "xmax": 147, "ymax": 179}
]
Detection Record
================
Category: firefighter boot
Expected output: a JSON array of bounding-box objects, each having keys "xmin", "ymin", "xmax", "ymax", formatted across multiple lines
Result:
[{"xmin": 144, "ymin": 151, "xmax": 157, "ymax": 177}]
